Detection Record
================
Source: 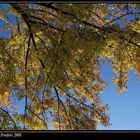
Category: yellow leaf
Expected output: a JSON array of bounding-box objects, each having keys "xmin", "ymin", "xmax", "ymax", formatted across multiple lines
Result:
[{"xmin": 1, "ymin": 26, "xmax": 8, "ymax": 32}]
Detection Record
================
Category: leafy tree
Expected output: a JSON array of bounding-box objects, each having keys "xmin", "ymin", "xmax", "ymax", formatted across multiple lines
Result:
[{"xmin": 0, "ymin": 3, "xmax": 140, "ymax": 130}]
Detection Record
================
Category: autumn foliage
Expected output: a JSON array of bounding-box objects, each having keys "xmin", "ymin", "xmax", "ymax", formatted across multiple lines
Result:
[{"xmin": 0, "ymin": 3, "xmax": 140, "ymax": 130}]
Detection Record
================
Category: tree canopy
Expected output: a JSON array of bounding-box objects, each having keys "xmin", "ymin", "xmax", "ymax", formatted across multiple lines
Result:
[{"xmin": 0, "ymin": 3, "xmax": 140, "ymax": 130}]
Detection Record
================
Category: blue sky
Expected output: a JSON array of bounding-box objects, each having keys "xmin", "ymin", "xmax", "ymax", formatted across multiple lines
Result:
[
  {"xmin": 1, "ymin": 4, "xmax": 140, "ymax": 130},
  {"xmin": 97, "ymin": 61, "xmax": 140, "ymax": 130}
]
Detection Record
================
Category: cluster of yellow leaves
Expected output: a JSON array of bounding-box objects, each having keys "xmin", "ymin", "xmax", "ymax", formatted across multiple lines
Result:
[
  {"xmin": 21, "ymin": 115, "xmax": 48, "ymax": 130},
  {"xmin": 131, "ymin": 19, "xmax": 140, "ymax": 33},
  {"xmin": 0, "ymin": 85, "xmax": 13, "ymax": 109}
]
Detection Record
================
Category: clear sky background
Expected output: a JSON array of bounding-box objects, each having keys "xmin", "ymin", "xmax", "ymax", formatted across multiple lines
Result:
[
  {"xmin": 97, "ymin": 61, "xmax": 140, "ymax": 130},
  {"xmin": 1, "ymin": 4, "xmax": 140, "ymax": 130}
]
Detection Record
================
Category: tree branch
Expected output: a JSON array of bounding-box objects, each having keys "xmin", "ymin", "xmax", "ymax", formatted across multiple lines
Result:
[
  {"xmin": 0, "ymin": 108, "xmax": 17, "ymax": 129},
  {"xmin": 54, "ymin": 86, "xmax": 72, "ymax": 129}
]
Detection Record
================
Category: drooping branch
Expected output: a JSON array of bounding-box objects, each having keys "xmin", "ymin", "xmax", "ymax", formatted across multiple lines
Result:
[
  {"xmin": 0, "ymin": 108, "xmax": 17, "ymax": 129},
  {"xmin": 54, "ymin": 86, "xmax": 72, "ymax": 129},
  {"xmin": 27, "ymin": 106, "xmax": 48, "ymax": 129},
  {"xmin": 11, "ymin": 4, "xmax": 45, "ymax": 69},
  {"xmin": 23, "ymin": 34, "xmax": 30, "ymax": 129}
]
